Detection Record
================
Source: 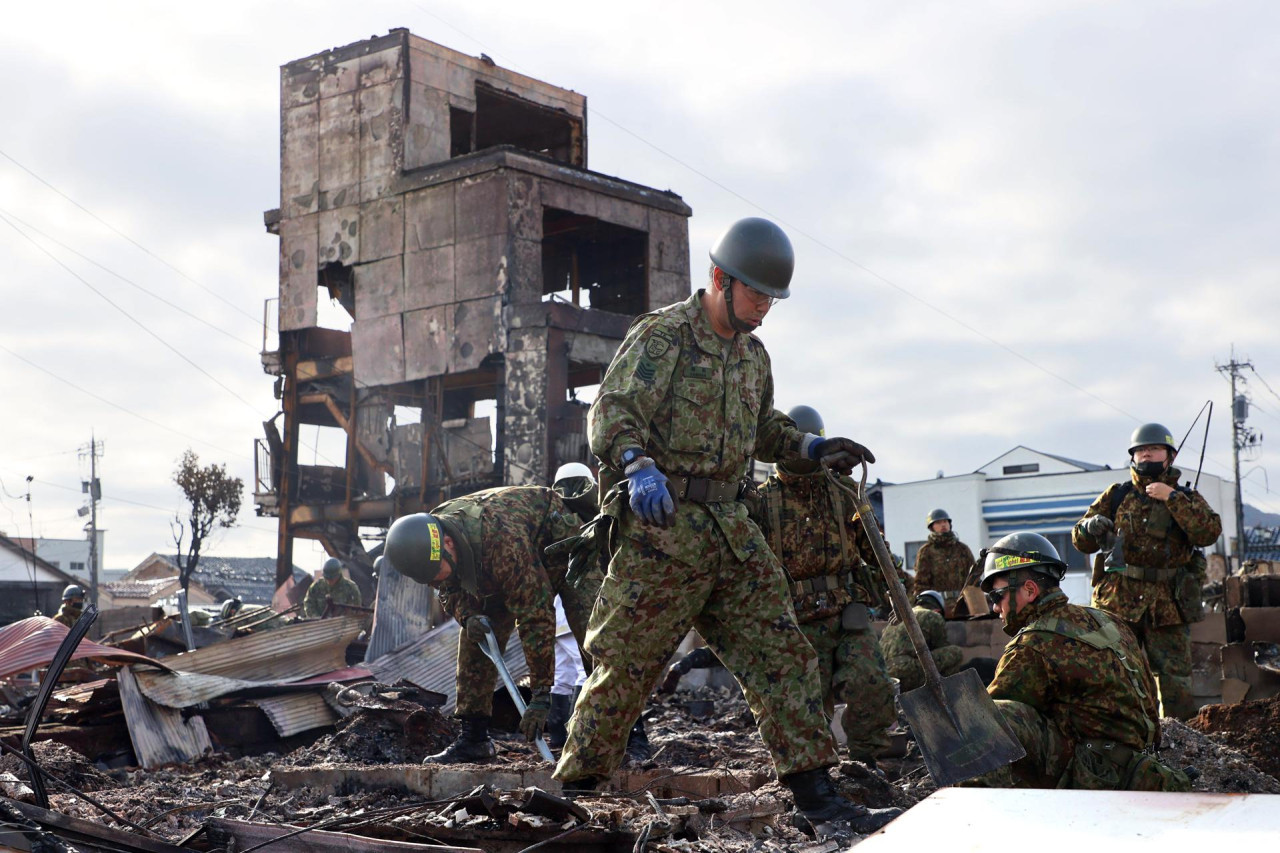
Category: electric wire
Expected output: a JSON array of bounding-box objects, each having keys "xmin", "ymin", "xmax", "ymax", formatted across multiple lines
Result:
[
  {"xmin": 0, "ymin": 146, "xmax": 261, "ymax": 324},
  {"xmin": 0, "ymin": 206, "xmax": 259, "ymax": 348},
  {"xmin": 0, "ymin": 210, "xmax": 264, "ymax": 415}
]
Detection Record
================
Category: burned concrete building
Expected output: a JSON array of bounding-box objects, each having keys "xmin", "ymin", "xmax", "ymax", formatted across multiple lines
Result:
[{"xmin": 254, "ymin": 29, "xmax": 692, "ymax": 588}]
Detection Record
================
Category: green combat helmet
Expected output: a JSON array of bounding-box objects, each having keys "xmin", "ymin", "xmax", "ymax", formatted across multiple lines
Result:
[
  {"xmin": 1128, "ymin": 423, "xmax": 1177, "ymax": 456},
  {"xmin": 385, "ymin": 513, "xmax": 447, "ymax": 585},
  {"xmin": 322, "ymin": 557, "xmax": 343, "ymax": 580},
  {"xmin": 925, "ymin": 508, "xmax": 951, "ymax": 529},
  {"xmin": 787, "ymin": 405, "xmax": 825, "ymax": 437},
  {"xmin": 62, "ymin": 584, "xmax": 86, "ymax": 601},
  {"xmin": 709, "ymin": 217, "xmax": 795, "ymax": 300},
  {"xmin": 978, "ymin": 532, "xmax": 1068, "ymax": 592}
]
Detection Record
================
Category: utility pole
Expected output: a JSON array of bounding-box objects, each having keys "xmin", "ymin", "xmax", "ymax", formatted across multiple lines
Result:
[
  {"xmin": 1217, "ymin": 350, "xmax": 1260, "ymax": 571},
  {"xmin": 80, "ymin": 435, "xmax": 103, "ymax": 608}
]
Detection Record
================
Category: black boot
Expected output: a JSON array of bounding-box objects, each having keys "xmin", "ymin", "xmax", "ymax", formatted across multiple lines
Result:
[
  {"xmin": 624, "ymin": 717, "xmax": 652, "ymax": 763},
  {"xmin": 424, "ymin": 715, "xmax": 497, "ymax": 764},
  {"xmin": 560, "ymin": 775, "xmax": 601, "ymax": 796},
  {"xmin": 546, "ymin": 693, "xmax": 574, "ymax": 750},
  {"xmin": 782, "ymin": 768, "xmax": 903, "ymax": 835}
]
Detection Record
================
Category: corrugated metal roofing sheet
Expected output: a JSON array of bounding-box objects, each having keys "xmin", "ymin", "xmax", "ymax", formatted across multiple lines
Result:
[
  {"xmin": 366, "ymin": 569, "xmax": 436, "ymax": 660},
  {"xmin": 251, "ymin": 693, "xmax": 338, "ymax": 737},
  {"xmin": 365, "ymin": 618, "xmax": 529, "ymax": 713},
  {"xmin": 0, "ymin": 616, "xmax": 169, "ymax": 681},
  {"xmin": 163, "ymin": 616, "xmax": 362, "ymax": 680},
  {"xmin": 118, "ymin": 665, "xmax": 211, "ymax": 769},
  {"xmin": 133, "ymin": 665, "xmax": 370, "ymax": 709},
  {"xmin": 857, "ymin": 787, "xmax": 1280, "ymax": 850}
]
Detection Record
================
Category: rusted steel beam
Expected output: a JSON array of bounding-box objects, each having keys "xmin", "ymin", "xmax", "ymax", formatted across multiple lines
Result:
[{"xmin": 299, "ymin": 393, "xmax": 392, "ymax": 475}]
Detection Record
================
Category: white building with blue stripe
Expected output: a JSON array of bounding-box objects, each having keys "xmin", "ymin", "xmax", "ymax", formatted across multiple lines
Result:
[{"xmin": 881, "ymin": 446, "xmax": 1236, "ymax": 605}]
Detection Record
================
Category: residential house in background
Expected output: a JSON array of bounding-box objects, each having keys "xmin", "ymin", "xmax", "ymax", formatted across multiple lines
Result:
[{"xmin": 0, "ymin": 534, "xmax": 86, "ymax": 626}]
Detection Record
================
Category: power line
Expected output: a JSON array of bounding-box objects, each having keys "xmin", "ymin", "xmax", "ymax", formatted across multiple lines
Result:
[
  {"xmin": 0, "ymin": 210, "xmax": 265, "ymax": 416},
  {"xmin": 0, "ymin": 145, "xmax": 261, "ymax": 324},
  {"xmin": 1248, "ymin": 365, "xmax": 1280, "ymax": 409},
  {"xmin": 0, "ymin": 343, "xmax": 246, "ymax": 458},
  {"xmin": 0, "ymin": 206, "xmax": 258, "ymax": 348},
  {"xmin": 403, "ymin": 2, "xmax": 1138, "ymax": 423}
]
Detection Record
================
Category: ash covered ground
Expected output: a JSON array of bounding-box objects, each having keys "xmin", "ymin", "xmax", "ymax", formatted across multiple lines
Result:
[{"xmin": 7, "ymin": 685, "xmax": 1279, "ymax": 851}]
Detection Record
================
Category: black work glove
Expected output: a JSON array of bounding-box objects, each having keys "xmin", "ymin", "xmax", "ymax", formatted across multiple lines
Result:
[
  {"xmin": 520, "ymin": 686, "xmax": 552, "ymax": 741},
  {"xmin": 1082, "ymin": 515, "xmax": 1114, "ymax": 538},
  {"xmin": 464, "ymin": 615, "xmax": 494, "ymax": 645},
  {"xmin": 809, "ymin": 436, "xmax": 876, "ymax": 475}
]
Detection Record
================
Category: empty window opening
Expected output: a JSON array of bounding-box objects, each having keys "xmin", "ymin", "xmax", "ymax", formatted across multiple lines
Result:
[
  {"xmin": 393, "ymin": 405, "xmax": 422, "ymax": 426},
  {"xmin": 450, "ymin": 106, "xmax": 474, "ymax": 158},
  {"xmin": 542, "ymin": 208, "xmax": 647, "ymax": 315},
  {"xmin": 464, "ymin": 82, "xmax": 582, "ymax": 165},
  {"xmin": 316, "ymin": 262, "xmax": 355, "ymax": 331}
]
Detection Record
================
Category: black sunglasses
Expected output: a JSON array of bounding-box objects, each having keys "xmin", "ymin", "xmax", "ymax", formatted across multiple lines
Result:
[{"xmin": 986, "ymin": 585, "xmax": 1017, "ymax": 607}]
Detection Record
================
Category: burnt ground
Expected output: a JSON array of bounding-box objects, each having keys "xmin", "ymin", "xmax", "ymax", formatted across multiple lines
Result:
[
  {"xmin": 1186, "ymin": 694, "xmax": 1280, "ymax": 781},
  {"xmin": 8, "ymin": 686, "xmax": 1280, "ymax": 851}
]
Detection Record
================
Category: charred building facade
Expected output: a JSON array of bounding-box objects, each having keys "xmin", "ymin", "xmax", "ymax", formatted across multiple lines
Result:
[{"xmin": 255, "ymin": 30, "xmax": 692, "ymax": 589}]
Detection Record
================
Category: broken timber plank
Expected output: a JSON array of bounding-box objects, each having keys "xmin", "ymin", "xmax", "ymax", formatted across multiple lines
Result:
[
  {"xmin": 5, "ymin": 797, "xmax": 188, "ymax": 853},
  {"xmin": 206, "ymin": 817, "xmax": 483, "ymax": 853}
]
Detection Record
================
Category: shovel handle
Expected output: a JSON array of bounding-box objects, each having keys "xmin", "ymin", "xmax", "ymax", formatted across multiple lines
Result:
[
  {"xmin": 474, "ymin": 624, "xmax": 556, "ymax": 762},
  {"xmin": 824, "ymin": 464, "xmax": 948, "ymax": 694}
]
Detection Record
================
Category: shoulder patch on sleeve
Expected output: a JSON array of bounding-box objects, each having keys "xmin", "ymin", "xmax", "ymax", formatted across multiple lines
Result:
[{"xmin": 645, "ymin": 327, "xmax": 678, "ymax": 360}]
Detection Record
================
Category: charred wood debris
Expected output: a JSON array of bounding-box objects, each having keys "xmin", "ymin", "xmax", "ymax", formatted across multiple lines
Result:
[{"xmin": 0, "ymin": 604, "xmax": 1275, "ymax": 853}]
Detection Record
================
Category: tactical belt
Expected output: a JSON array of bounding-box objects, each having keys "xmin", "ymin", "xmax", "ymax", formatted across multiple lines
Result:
[
  {"xmin": 1077, "ymin": 739, "xmax": 1143, "ymax": 770},
  {"xmin": 1105, "ymin": 564, "xmax": 1179, "ymax": 583},
  {"xmin": 790, "ymin": 570, "xmax": 856, "ymax": 598},
  {"xmin": 668, "ymin": 475, "xmax": 741, "ymax": 503}
]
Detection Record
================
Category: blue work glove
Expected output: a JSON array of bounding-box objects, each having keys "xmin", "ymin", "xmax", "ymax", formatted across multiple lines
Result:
[
  {"xmin": 806, "ymin": 436, "xmax": 875, "ymax": 475},
  {"xmin": 625, "ymin": 456, "xmax": 677, "ymax": 527}
]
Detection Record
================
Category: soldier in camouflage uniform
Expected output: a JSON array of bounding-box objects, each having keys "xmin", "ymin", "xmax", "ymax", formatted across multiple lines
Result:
[
  {"xmin": 384, "ymin": 486, "xmax": 592, "ymax": 763},
  {"xmin": 754, "ymin": 404, "xmax": 897, "ymax": 766},
  {"xmin": 880, "ymin": 590, "xmax": 966, "ymax": 692},
  {"xmin": 912, "ymin": 508, "xmax": 975, "ymax": 608},
  {"xmin": 976, "ymin": 531, "xmax": 1190, "ymax": 790},
  {"xmin": 53, "ymin": 584, "xmax": 86, "ymax": 628},
  {"xmin": 553, "ymin": 218, "xmax": 900, "ymax": 834},
  {"xmin": 1072, "ymin": 423, "xmax": 1222, "ymax": 720},
  {"xmin": 303, "ymin": 558, "xmax": 363, "ymax": 618}
]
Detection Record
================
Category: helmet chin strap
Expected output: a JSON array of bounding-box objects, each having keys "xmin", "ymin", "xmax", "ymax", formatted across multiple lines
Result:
[{"xmin": 722, "ymin": 277, "xmax": 759, "ymax": 334}]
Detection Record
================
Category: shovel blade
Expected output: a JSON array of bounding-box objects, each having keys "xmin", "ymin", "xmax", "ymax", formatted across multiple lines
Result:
[{"xmin": 899, "ymin": 668, "xmax": 1025, "ymax": 787}]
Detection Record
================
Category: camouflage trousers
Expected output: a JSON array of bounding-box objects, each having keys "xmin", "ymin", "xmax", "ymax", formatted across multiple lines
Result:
[
  {"xmin": 554, "ymin": 532, "xmax": 838, "ymax": 782},
  {"xmin": 973, "ymin": 699, "xmax": 1073, "ymax": 788},
  {"xmin": 977, "ymin": 700, "xmax": 1188, "ymax": 791},
  {"xmin": 1128, "ymin": 616, "xmax": 1195, "ymax": 720},
  {"xmin": 454, "ymin": 570, "xmax": 601, "ymax": 719},
  {"xmin": 885, "ymin": 646, "xmax": 966, "ymax": 694},
  {"xmin": 800, "ymin": 615, "xmax": 896, "ymax": 761}
]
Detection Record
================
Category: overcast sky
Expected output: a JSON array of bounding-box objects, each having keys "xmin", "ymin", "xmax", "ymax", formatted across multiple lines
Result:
[{"xmin": 2, "ymin": 0, "xmax": 1278, "ymax": 573}]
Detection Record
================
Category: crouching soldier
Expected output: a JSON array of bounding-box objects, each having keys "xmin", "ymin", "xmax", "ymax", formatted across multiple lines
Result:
[
  {"xmin": 977, "ymin": 532, "xmax": 1191, "ymax": 791},
  {"xmin": 880, "ymin": 590, "xmax": 967, "ymax": 692},
  {"xmin": 303, "ymin": 558, "xmax": 363, "ymax": 618},
  {"xmin": 384, "ymin": 485, "xmax": 595, "ymax": 764}
]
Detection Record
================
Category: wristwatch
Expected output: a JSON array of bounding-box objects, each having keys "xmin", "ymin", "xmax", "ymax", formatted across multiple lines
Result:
[{"xmin": 620, "ymin": 447, "xmax": 644, "ymax": 468}]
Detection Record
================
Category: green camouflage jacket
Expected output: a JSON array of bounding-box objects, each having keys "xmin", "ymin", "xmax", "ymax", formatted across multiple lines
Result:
[
  {"xmin": 755, "ymin": 467, "xmax": 901, "ymax": 620},
  {"xmin": 431, "ymin": 486, "xmax": 581, "ymax": 689},
  {"xmin": 303, "ymin": 576, "xmax": 362, "ymax": 618},
  {"xmin": 588, "ymin": 291, "xmax": 807, "ymax": 565},
  {"xmin": 1073, "ymin": 466, "xmax": 1222, "ymax": 626},
  {"xmin": 913, "ymin": 531, "xmax": 975, "ymax": 594},
  {"xmin": 880, "ymin": 606, "xmax": 964, "ymax": 691},
  {"xmin": 989, "ymin": 590, "xmax": 1159, "ymax": 752}
]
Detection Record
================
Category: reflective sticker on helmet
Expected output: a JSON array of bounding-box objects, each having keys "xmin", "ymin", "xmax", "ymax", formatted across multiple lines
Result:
[
  {"xmin": 994, "ymin": 553, "xmax": 1037, "ymax": 570},
  {"xmin": 429, "ymin": 523, "xmax": 441, "ymax": 562},
  {"xmin": 1164, "ymin": 434, "xmax": 1175, "ymax": 445}
]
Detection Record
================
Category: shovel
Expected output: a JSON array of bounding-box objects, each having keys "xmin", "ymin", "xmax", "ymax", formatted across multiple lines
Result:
[
  {"xmin": 471, "ymin": 618, "xmax": 555, "ymax": 762},
  {"xmin": 823, "ymin": 462, "xmax": 1025, "ymax": 786}
]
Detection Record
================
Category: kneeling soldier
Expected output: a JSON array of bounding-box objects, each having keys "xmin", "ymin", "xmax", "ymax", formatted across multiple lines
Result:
[{"xmin": 978, "ymin": 532, "xmax": 1190, "ymax": 790}]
